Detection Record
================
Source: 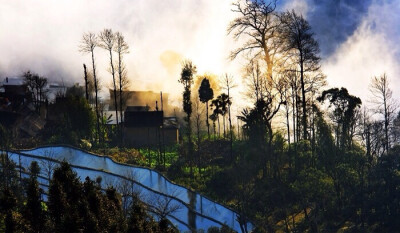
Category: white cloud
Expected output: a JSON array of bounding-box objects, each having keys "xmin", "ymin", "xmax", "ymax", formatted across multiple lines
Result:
[
  {"xmin": 282, "ymin": 0, "xmax": 310, "ymax": 16},
  {"xmin": 322, "ymin": 0, "xmax": 400, "ymax": 105}
]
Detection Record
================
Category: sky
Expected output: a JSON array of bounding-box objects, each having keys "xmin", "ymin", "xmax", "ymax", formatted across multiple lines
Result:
[{"xmin": 0, "ymin": 0, "xmax": 399, "ymax": 110}]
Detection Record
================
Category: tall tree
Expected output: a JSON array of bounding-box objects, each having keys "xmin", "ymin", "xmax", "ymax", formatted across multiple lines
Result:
[
  {"xmin": 198, "ymin": 77, "xmax": 214, "ymax": 139},
  {"xmin": 318, "ymin": 87, "xmax": 362, "ymax": 150},
  {"xmin": 279, "ymin": 10, "xmax": 322, "ymax": 140},
  {"xmin": 80, "ymin": 32, "xmax": 100, "ymax": 143},
  {"xmin": 114, "ymin": 32, "xmax": 130, "ymax": 125},
  {"xmin": 179, "ymin": 60, "xmax": 197, "ymax": 174},
  {"xmin": 369, "ymin": 73, "xmax": 396, "ymax": 154},
  {"xmin": 228, "ymin": 0, "xmax": 279, "ymax": 78},
  {"xmin": 215, "ymin": 93, "xmax": 231, "ymax": 138},
  {"xmin": 83, "ymin": 64, "xmax": 89, "ymax": 101},
  {"xmin": 24, "ymin": 161, "xmax": 45, "ymax": 233},
  {"xmin": 211, "ymin": 98, "xmax": 222, "ymax": 138},
  {"xmin": 221, "ymin": 74, "xmax": 236, "ymax": 161},
  {"xmin": 99, "ymin": 29, "xmax": 119, "ymax": 127}
]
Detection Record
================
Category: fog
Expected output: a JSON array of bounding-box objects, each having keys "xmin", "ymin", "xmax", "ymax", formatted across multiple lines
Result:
[{"xmin": 0, "ymin": 0, "xmax": 399, "ymax": 109}]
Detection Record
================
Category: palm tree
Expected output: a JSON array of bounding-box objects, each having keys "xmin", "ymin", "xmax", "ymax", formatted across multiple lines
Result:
[{"xmin": 216, "ymin": 93, "xmax": 231, "ymax": 138}]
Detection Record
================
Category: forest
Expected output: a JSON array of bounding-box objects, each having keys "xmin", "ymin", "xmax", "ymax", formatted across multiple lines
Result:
[{"xmin": 1, "ymin": 0, "xmax": 400, "ymax": 232}]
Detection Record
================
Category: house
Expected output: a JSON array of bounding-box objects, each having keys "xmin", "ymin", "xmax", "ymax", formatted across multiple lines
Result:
[
  {"xmin": 0, "ymin": 77, "xmax": 30, "ymax": 106},
  {"xmin": 123, "ymin": 106, "xmax": 179, "ymax": 146},
  {"xmin": 108, "ymin": 90, "xmax": 172, "ymax": 116}
]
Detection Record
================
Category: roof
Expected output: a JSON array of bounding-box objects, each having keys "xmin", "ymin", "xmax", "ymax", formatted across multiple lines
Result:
[
  {"xmin": 124, "ymin": 110, "xmax": 163, "ymax": 127},
  {"xmin": 125, "ymin": 106, "xmax": 150, "ymax": 112},
  {"xmin": 2, "ymin": 77, "xmax": 25, "ymax": 86}
]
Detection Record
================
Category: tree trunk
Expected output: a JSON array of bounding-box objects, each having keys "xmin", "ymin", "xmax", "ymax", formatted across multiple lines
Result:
[
  {"xmin": 83, "ymin": 64, "xmax": 89, "ymax": 101},
  {"xmin": 109, "ymin": 49, "xmax": 119, "ymax": 128},
  {"xmin": 300, "ymin": 53, "xmax": 307, "ymax": 140},
  {"xmin": 217, "ymin": 115, "xmax": 220, "ymax": 138},
  {"xmin": 206, "ymin": 101, "xmax": 210, "ymax": 139},
  {"xmin": 91, "ymin": 50, "xmax": 100, "ymax": 143}
]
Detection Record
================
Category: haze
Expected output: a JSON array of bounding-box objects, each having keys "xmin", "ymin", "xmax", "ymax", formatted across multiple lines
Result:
[{"xmin": 0, "ymin": 0, "xmax": 399, "ymax": 107}]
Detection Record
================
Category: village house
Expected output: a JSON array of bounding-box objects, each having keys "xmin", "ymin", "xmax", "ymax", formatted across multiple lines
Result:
[{"xmin": 109, "ymin": 90, "xmax": 179, "ymax": 147}]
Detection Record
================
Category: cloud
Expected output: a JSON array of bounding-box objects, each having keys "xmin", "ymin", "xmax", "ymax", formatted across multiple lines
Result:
[
  {"xmin": 280, "ymin": 0, "xmax": 373, "ymax": 56},
  {"xmin": 282, "ymin": 0, "xmax": 309, "ymax": 16},
  {"xmin": 323, "ymin": 0, "xmax": 400, "ymax": 104},
  {"xmin": 0, "ymin": 0, "xmax": 240, "ymax": 103}
]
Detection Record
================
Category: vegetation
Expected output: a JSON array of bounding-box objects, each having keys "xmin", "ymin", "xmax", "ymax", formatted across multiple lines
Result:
[
  {"xmin": 0, "ymin": 158, "xmax": 178, "ymax": 233},
  {"xmin": 0, "ymin": 1, "xmax": 399, "ymax": 232}
]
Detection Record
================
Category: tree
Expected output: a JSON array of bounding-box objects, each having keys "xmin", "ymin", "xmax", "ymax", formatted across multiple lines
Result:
[
  {"xmin": 43, "ymin": 93, "xmax": 95, "ymax": 145},
  {"xmin": 228, "ymin": 0, "xmax": 279, "ymax": 78},
  {"xmin": 23, "ymin": 71, "xmax": 48, "ymax": 113},
  {"xmin": 214, "ymin": 94, "xmax": 231, "ymax": 138},
  {"xmin": 99, "ymin": 29, "xmax": 119, "ymax": 127},
  {"xmin": 317, "ymin": 87, "xmax": 362, "ymax": 150},
  {"xmin": 24, "ymin": 161, "xmax": 45, "ymax": 233},
  {"xmin": 83, "ymin": 64, "xmax": 89, "ymax": 101},
  {"xmin": 198, "ymin": 77, "xmax": 214, "ymax": 139},
  {"xmin": 279, "ymin": 10, "xmax": 322, "ymax": 140},
  {"xmin": 80, "ymin": 32, "xmax": 100, "ymax": 143},
  {"xmin": 211, "ymin": 98, "xmax": 222, "ymax": 138},
  {"xmin": 369, "ymin": 73, "xmax": 396, "ymax": 154},
  {"xmin": 221, "ymin": 74, "xmax": 236, "ymax": 161},
  {"xmin": 114, "ymin": 32, "xmax": 130, "ymax": 125},
  {"xmin": 179, "ymin": 60, "xmax": 197, "ymax": 145}
]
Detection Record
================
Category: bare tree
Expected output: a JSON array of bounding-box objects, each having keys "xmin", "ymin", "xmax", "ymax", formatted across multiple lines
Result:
[
  {"xmin": 80, "ymin": 32, "xmax": 100, "ymax": 142},
  {"xmin": 369, "ymin": 73, "xmax": 397, "ymax": 153},
  {"xmin": 279, "ymin": 10, "xmax": 322, "ymax": 140},
  {"xmin": 40, "ymin": 149, "xmax": 57, "ymax": 182},
  {"xmin": 114, "ymin": 32, "xmax": 130, "ymax": 124},
  {"xmin": 243, "ymin": 60, "xmax": 265, "ymax": 102},
  {"xmin": 147, "ymin": 192, "xmax": 182, "ymax": 220},
  {"xmin": 99, "ymin": 29, "xmax": 119, "ymax": 128},
  {"xmin": 117, "ymin": 171, "xmax": 142, "ymax": 216},
  {"xmin": 228, "ymin": 0, "xmax": 279, "ymax": 78},
  {"xmin": 221, "ymin": 74, "xmax": 236, "ymax": 161}
]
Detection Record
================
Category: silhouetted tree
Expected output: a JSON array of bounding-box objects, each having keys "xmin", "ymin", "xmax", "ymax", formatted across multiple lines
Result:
[
  {"xmin": 221, "ymin": 74, "xmax": 236, "ymax": 160},
  {"xmin": 23, "ymin": 71, "xmax": 48, "ymax": 112},
  {"xmin": 318, "ymin": 87, "xmax": 362, "ymax": 150},
  {"xmin": 279, "ymin": 10, "xmax": 322, "ymax": 140},
  {"xmin": 228, "ymin": 0, "xmax": 279, "ymax": 77},
  {"xmin": 99, "ymin": 29, "xmax": 119, "ymax": 127},
  {"xmin": 369, "ymin": 73, "xmax": 396, "ymax": 154},
  {"xmin": 83, "ymin": 63, "xmax": 89, "ymax": 101},
  {"xmin": 80, "ymin": 32, "xmax": 100, "ymax": 143},
  {"xmin": 114, "ymin": 32, "xmax": 130, "ymax": 125},
  {"xmin": 23, "ymin": 161, "xmax": 45, "ymax": 233},
  {"xmin": 199, "ymin": 77, "xmax": 214, "ymax": 139},
  {"xmin": 179, "ymin": 60, "xmax": 197, "ymax": 173}
]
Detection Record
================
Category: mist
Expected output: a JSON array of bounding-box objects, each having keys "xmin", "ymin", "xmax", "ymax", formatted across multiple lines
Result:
[
  {"xmin": 0, "ymin": 0, "xmax": 240, "ymax": 107},
  {"xmin": 1, "ymin": 0, "xmax": 399, "ymax": 108},
  {"xmin": 282, "ymin": 0, "xmax": 400, "ymax": 103}
]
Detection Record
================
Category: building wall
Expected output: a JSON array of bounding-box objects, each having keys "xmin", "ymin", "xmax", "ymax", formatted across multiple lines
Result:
[{"xmin": 124, "ymin": 127, "xmax": 178, "ymax": 147}]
